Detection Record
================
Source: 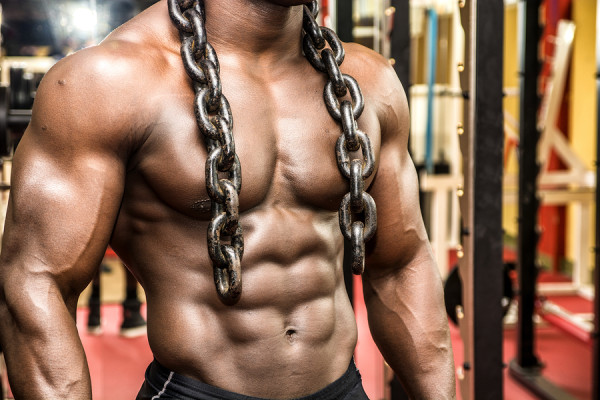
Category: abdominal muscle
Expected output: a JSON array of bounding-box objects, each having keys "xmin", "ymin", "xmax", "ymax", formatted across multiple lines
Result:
[{"xmin": 130, "ymin": 206, "xmax": 359, "ymax": 398}]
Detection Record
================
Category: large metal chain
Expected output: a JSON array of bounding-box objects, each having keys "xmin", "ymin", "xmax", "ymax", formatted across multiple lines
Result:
[
  {"xmin": 168, "ymin": 0, "xmax": 243, "ymax": 303},
  {"xmin": 167, "ymin": 0, "xmax": 376, "ymax": 303},
  {"xmin": 302, "ymin": 1, "xmax": 377, "ymax": 274}
]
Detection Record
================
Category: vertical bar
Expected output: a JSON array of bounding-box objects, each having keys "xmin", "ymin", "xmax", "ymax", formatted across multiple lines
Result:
[
  {"xmin": 457, "ymin": 0, "xmax": 474, "ymax": 396},
  {"xmin": 593, "ymin": 2, "xmax": 600, "ymax": 398},
  {"xmin": 457, "ymin": 0, "xmax": 504, "ymax": 397},
  {"xmin": 336, "ymin": 0, "xmax": 353, "ymax": 42},
  {"xmin": 515, "ymin": 0, "xmax": 542, "ymax": 369},
  {"xmin": 472, "ymin": 0, "xmax": 505, "ymax": 398},
  {"xmin": 390, "ymin": 0, "xmax": 410, "ymax": 98},
  {"xmin": 425, "ymin": 9, "xmax": 438, "ymax": 174}
]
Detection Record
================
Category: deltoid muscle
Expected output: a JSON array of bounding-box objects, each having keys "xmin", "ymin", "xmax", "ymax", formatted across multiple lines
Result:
[{"xmin": 167, "ymin": 0, "xmax": 377, "ymax": 303}]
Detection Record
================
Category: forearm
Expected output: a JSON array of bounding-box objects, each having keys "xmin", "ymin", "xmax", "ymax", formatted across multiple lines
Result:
[
  {"xmin": 363, "ymin": 261, "xmax": 456, "ymax": 399},
  {"xmin": 0, "ymin": 280, "xmax": 91, "ymax": 399}
]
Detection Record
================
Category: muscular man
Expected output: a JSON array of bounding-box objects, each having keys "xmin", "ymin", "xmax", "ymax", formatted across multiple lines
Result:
[{"xmin": 0, "ymin": 0, "xmax": 456, "ymax": 398}]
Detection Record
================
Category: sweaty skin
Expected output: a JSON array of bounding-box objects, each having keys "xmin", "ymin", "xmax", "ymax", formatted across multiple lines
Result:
[{"xmin": 0, "ymin": 0, "xmax": 456, "ymax": 399}]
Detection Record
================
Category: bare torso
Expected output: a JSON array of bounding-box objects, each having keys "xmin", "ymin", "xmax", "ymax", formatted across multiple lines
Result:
[
  {"xmin": 0, "ymin": 1, "xmax": 457, "ymax": 398},
  {"xmin": 97, "ymin": 1, "xmax": 382, "ymax": 397}
]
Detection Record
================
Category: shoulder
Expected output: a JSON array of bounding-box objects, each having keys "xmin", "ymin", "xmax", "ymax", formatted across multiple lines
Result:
[
  {"xmin": 31, "ymin": 4, "xmax": 177, "ymax": 152},
  {"xmin": 341, "ymin": 43, "xmax": 409, "ymax": 143},
  {"xmin": 31, "ymin": 46, "xmax": 144, "ymax": 156},
  {"xmin": 37, "ymin": 0, "xmax": 175, "ymax": 115}
]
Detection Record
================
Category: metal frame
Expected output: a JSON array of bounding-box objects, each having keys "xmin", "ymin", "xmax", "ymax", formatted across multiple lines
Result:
[
  {"xmin": 456, "ymin": 0, "xmax": 504, "ymax": 398},
  {"xmin": 336, "ymin": 0, "xmax": 353, "ymax": 43},
  {"xmin": 511, "ymin": 0, "xmax": 543, "ymax": 373},
  {"xmin": 390, "ymin": 0, "xmax": 410, "ymax": 96},
  {"xmin": 508, "ymin": 1, "xmax": 577, "ymax": 398}
]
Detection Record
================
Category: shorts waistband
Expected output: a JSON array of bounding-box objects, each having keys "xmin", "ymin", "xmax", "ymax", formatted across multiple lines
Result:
[{"xmin": 142, "ymin": 358, "xmax": 362, "ymax": 400}]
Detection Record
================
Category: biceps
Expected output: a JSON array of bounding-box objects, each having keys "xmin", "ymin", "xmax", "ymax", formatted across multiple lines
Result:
[
  {"xmin": 366, "ymin": 146, "xmax": 432, "ymax": 271},
  {"xmin": 2, "ymin": 143, "xmax": 125, "ymax": 295}
]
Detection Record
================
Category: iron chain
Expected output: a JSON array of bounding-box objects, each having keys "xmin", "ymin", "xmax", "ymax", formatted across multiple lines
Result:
[
  {"xmin": 303, "ymin": 2, "xmax": 377, "ymax": 275},
  {"xmin": 169, "ymin": 0, "xmax": 243, "ymax": 303},
  {"xmin": 168, "ymin": 0, "xmax": 377, "ymax": 302}
]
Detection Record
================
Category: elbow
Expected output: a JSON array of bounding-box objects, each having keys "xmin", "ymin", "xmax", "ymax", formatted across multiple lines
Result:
[{"xmin": 0, "ymin": 268, "xmax": 64, "ymax": 340}]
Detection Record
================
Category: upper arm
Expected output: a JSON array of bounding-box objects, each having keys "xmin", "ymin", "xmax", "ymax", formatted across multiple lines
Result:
[
  {"xmin": 361, "ymin": 55, "xmax": 434, "ymax": 276},
  {"xmin": 0, "ymin": 47, "xmax": 139, "ymax": 308}
]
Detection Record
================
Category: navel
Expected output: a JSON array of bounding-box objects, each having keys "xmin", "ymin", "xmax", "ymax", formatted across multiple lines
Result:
[{"xmin": 285, "ymin": 328, "xmax": 297, "ymax": 344}]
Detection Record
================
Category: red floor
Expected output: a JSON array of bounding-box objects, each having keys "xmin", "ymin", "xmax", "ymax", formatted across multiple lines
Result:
[
  {"xmin": 504, "ymin": 326, "xmax": 591, "ymax": 399},
  {"xmin": 76, "ymin": 305, "xmax": 153, "ymax": 400},
  {"xmin": 4, "ymin": 302, "xmax": 580, "ymax": 399},
  {"xmin": 450, "ymin": 322, "xmax": 592, "ymax": 400}
]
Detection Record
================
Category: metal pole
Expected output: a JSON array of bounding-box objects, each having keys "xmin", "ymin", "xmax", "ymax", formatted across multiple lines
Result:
[
  {"xmin": 514, "ymin": 0, "xmax": 542, "ymax": 370},
  {"xmin": 471, "ymin": 0, "xmax": 505, "ymax": 397},
  {"xmin": 390, "ymin": 0, "xmax": 410, "ymax": 98},
  {"xmin": 456, "ymin": 0, "xmax": 504, "ymax": 398},
  {"xmin": 425, "ymin": 9, "xmax": 438, "ymax": 174},
  {"xmin": 336, "ymin": 0, "xmax": 353, "ymax": 43}
]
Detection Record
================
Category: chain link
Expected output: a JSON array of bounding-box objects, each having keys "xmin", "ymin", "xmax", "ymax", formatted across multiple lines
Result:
[
  {"xmin": 303, "ymin": 1, "xmax": 377, "ymax": 275},
  {"xmin": 168, "ymin": 0, "xmax": 377, "ymax": 302},
  {"xmin": 169, "ymin": 0, "xmax": 243, "ymax": 303}
]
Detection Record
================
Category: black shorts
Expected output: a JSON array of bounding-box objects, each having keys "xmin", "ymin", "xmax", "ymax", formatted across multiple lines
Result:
[{"xmin": 136, "ymin": 358, "xmax": 369, "ymax": 400}]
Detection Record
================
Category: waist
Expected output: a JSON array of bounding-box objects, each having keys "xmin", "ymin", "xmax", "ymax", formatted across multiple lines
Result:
[
  {"xmin": 145, "ymin": 288, "xmax": 358, "ymax": 397},
  {"xmin": 140, "ymin": 357, "xmax": 364, "ymax": 399}
]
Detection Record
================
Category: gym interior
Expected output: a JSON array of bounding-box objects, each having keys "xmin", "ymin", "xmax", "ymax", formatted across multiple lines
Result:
[{"xmin": 0, "ymin": 0, "xmax": 597, "ymax": 399}]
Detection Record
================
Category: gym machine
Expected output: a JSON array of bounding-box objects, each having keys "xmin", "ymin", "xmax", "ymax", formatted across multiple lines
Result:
[
  {"xmin": 507, "ymin": 1, "xmax": 566, "ymax": 398},
  {"xmin": 508, "ymin": 1, "xmax": 592, "ymax": 399}
]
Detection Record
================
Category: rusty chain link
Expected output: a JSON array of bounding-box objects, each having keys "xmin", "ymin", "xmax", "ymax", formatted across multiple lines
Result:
[
  {"xmin": 168, "ymin": 0, "xmax": 377, "ymax": 302},
  {"xmin": 302, "ymin": 1, "xmax": 377, "ymax": 274},
  {"xmin": 168, "ymin": 0, "xmax": 243, "ymax": 303}
]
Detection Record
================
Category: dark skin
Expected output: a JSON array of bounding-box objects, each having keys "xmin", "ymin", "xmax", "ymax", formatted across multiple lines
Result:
[{"xmin": 0, "ymin": 0, "xmax": 456, "ymax": 399}]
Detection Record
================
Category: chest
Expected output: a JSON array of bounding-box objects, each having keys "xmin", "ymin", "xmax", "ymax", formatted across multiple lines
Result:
[{"xmin": 135, "ymin": 68, "xmax": 381, "ymax": 217}]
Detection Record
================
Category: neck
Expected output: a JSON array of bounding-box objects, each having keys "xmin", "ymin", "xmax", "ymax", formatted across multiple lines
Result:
[{"xmin": 204, "ymin": 0, "xmax": 305, "ymax": 64}]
